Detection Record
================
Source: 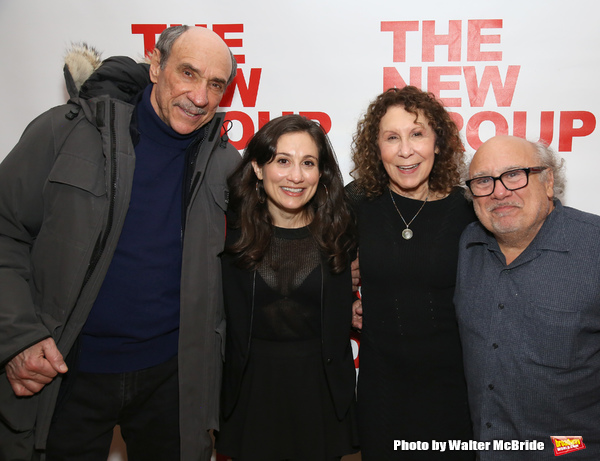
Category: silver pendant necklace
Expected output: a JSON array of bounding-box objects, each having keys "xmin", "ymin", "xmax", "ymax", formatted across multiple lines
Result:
[{"xmin": 389, "ymin": 188, "xmax": 429, "ymax": 240}]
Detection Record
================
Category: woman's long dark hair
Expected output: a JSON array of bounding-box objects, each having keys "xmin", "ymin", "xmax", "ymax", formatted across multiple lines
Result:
[{"xmin": 227, "ymin": 114, "xmax": 354, "ymax": 274}]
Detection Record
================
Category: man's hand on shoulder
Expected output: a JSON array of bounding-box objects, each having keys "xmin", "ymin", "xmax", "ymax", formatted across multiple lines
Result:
[{"xmin": 6, "ymin": 337, "xmax": 68, "ymax": 396}]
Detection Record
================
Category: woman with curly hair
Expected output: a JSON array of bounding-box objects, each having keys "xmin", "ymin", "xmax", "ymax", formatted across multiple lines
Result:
[
  {"xmin": 216, "ymin": 114, "xmax": 358, "ymax": 461},
  {"xmin": 347, "ymin": 86, "xmax": 476, "ymax": 460}
]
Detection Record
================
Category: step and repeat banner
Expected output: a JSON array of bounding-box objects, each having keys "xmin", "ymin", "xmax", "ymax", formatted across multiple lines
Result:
[
  {"xmin": 1, "ymin": 0, "xmax": 598, "ymax": 213},
  {"xmin": 0, "ymin": 1, "xmax": 597, "ymax": 460}
]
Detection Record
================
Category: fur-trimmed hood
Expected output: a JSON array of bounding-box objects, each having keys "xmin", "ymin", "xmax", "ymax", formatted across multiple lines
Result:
[
  {"xmin": 63, "ymin": 43, "xmax": 102, "ymax": 97},
  {"xmin": 63, "ymin": 43, "xmax": 151, "ymax": 102}
]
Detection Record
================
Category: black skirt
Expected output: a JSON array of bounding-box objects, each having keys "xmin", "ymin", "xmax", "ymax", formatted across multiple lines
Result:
[{"xmin": 216, "ymin": 338, "xmax": 358, "ymax": 461}]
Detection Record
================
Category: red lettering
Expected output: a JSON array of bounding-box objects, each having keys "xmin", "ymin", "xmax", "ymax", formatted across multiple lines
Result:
[
  {"xmin": 257, "ymin": 112, "xmax": 294, "ymax": 128},
  {"xmin": 422, "ymin": 20, "xmax": 462, "ymax": 62},
  {"xmin": 298, "ymin": 112, "xmax": 332, "ymax": 133},
  {"xmin": 225, "ymin": 111, "xmax": 332, "ymax": 150},
  {"xmin": 212, "ymin": 24, "xmax": 245, "ymax": 64},
  {"xmin": 132, "ymin": 23, "xmax": 243, "ymax": 60},
  {"xmin": 382, "ymin": 67, "xmax": 421, "ymax": 90},
  {"xmin": 257, "ymin": 112, "xmax": 331, "ymax": 133},
  {"xmin": 131, "ymin": 24, "xmax": 167, "ymax": 57},
  {"xmin": 381, "ymin": 21, "xmax": 419, "ymax": 62},
  {"xmin": 448, "ymin": 112, "xmax": 464, "ymax": 131},
  {"xmin": 382, "ymin": 20, "xmax": 504, "ymax": 63},
  {"xmin": 559, "ymin": 111, "xmax": 596, "ymax": 151},
  {"xmin": 467, "ymin": 19, "xmax": 503, "ymax": 61},
  {"xmin": 131, "ymin": 24, "xmax": 198, "ymax": 55},
  {"xmin": 449, "ymin": 111, "xmax": 595, "ymax": 152},
  {"xmin": 383, "ymin": 65, "xmax": 519, "ymax": 107},
  {"xmin": 220, "ymin": 68, "xmax": 262, "ymax": 108},
  {"xmin": 463, "ymin": 66, "xmax": 520, "ymax": 107},
  {"xmin": 513, "ymin": 111, "xmax": 554, "ymax": 145},
  {"xmin": 466, "ymin": 111, "xmax": 509, "ymax": 149},
  {"xmin": 257, "ymin": 112, "xmax": 271, "ymax": 130},
  {"xmin": 427, "ymin": 67, "xmax": 461, "ymax": 107},
  {"xmin": 224, "ymin": 111, "xmax": 255, "ymax": 150}
]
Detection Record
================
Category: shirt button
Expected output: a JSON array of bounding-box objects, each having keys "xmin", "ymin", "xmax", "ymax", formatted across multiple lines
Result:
[
  {"xmin": 492, "ymin": 343, "xmax": 499, "ymax": 349},
  {"xmin": 498, "ymin": 303, "xmax": 504, "ymax": 310},
  {"xmin": 326, "ymin": 358, "xmax": 332, "ymax": 364},
  {"xmin": 488, "ymin": 384, "xmax": 495, "ymax": 390},
  {"xmin": 486, "ymin": 422, "xmax": 492, "ymax": 429}
]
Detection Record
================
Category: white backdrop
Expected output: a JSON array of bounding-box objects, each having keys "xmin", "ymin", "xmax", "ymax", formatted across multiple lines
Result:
[
  {"xmin": 1, "ymin": 0, "xmax": 599, "ymax": 213},
  {"xmin": 0, "ymin": 1, "xmax": 598, "ymax": 460}
]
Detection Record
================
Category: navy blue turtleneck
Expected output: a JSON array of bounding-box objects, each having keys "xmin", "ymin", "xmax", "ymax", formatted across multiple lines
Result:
[{"xmin": 79, "ymin": 85, "xmax": 201, "ymax": 373}]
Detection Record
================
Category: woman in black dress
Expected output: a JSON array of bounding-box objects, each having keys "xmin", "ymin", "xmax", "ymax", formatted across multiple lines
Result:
[
  {"xmin": 216, "ymin": 115, "xmax": 358, "ymax": 461},
  {"xmin": 347, "ymin": 87, "xmax": 476, "ymax": 460}
]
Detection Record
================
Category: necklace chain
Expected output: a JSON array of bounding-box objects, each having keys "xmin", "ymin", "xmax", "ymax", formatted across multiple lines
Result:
[{"xmin": 389, "ymin": 188, "xmax": 429, "ymax": 240}]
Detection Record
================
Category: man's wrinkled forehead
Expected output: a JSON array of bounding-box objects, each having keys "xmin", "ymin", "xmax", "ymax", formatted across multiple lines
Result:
[{"xmin": 470, "ymin": 136, "xmax": 536, "ymax": 177}]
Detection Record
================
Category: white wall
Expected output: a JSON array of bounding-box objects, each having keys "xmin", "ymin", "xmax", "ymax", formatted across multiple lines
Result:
[
  {"xmin": 0, "ymin": 2, "xmax": 598, "ymax": 459},
  {"xmin": 1, "ymin": 0, "xmax": 598, "ymax": 213}
]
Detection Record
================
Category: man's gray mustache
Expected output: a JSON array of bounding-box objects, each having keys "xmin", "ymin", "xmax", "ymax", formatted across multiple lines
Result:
[
  {"xmin": 177, "ymin": 103, "xmax": 207, "ymax": 116},
  {"xmin": 487, "ymin": 201, "xmax": 522, "ymax": 212}
]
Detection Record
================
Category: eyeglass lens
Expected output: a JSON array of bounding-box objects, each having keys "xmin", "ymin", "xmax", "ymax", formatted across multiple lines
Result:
[{"xmin": 470, "ymin": 169, "xmax": 528, "ymax": 195}]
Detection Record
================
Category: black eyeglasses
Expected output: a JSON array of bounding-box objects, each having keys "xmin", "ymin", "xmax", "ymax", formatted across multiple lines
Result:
[{"xmin": 466, "ymin": 167, "xmax": 548, "ymax": 197}]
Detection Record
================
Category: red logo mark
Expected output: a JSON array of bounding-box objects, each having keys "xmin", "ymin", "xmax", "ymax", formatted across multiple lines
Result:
[{"xmin": 551, "ymin": 436, "xmax": 586, "ymax": 456}]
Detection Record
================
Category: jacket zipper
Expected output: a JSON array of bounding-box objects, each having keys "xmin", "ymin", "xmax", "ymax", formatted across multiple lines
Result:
[
  {"xmin": 182, "ymin": 128, "xmax": 207, "ymax": 237},
  {"xmin": 80, "ymin": 101, "xmax": 117, "ymax": 294}
]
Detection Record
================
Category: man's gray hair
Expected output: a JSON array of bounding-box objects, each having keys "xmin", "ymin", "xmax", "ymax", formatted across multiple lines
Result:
[
  {"xmin": 463, "ymin": 139, "xmax": 566, "ymax": 201},
  {"xmin": 533, "ymin": 141, "xmax": 566, "ymax": 200},
  {"xmin": 155, "ymin": 25, "xmax": 238, "ymax": 86}
]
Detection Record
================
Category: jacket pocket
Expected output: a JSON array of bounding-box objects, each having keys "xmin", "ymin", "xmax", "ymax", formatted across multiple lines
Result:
[
  {"xmin": 0, "ymin": 375, "xmax": 39, "ymax": 431},
  {"xmin": 208, "ymin": 182, "xmax": 228, "ymax": 212},
  {"xmin": 47, "ymin": 152, "xmax": 106, "ymax": 197}
]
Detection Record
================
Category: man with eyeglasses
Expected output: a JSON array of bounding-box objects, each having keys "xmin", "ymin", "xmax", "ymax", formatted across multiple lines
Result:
[{"xmin": 454, "ymin": 135, "xmax": 600, "ymax": 459}]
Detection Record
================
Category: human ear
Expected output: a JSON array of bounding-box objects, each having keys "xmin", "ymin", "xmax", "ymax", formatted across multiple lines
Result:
[
  {"xmin": 545, "ymin": 169, "xmax": 555, "ymax": 199},
  {"xmin": 149, "ymin": 50, "xmax": 162, "ymax": 84},
  {"xmin": 251, "ymin": 160, "xmax": 263, "ymax": 180}
]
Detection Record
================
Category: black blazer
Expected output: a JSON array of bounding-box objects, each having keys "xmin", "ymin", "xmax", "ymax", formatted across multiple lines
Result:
[{"xmin": 220, "ymin": 226, "xmax": 356, "ymax": 421}]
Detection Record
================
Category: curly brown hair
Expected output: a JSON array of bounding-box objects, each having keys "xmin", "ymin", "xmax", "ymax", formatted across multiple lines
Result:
[{"xmin": 350, "ymin": 86, "xmax": 465, "ymax": 198}]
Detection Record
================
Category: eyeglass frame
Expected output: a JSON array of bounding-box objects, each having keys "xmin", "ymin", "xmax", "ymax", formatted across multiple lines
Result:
[{"xmin": 465, "ymin": 166, "xmax": 548, "ymax": 197}]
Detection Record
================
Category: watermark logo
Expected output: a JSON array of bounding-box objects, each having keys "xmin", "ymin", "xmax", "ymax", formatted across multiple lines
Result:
[{"xmin": 551, "ymin": 436, "xmax": 586, "ymax": 456}]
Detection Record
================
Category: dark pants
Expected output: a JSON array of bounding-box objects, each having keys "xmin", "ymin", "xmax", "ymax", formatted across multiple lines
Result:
[{"xmin": 46, "ymin": 355, "xmax": 180, "ymax": 461}]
